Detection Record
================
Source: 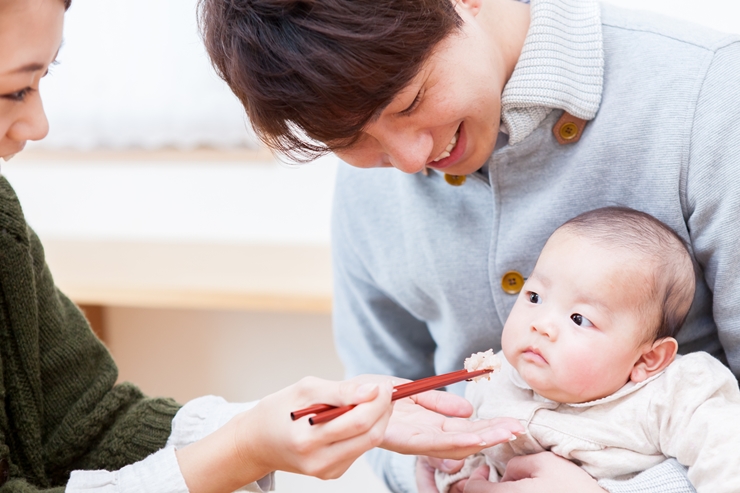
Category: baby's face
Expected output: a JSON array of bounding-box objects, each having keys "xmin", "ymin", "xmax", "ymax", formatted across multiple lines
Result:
[{"xmin": 501, "ymin": 230, "xmax": 658, "ymax": 403}]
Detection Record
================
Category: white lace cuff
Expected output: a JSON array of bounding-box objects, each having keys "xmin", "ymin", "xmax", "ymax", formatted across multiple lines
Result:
[
  {"xmin": 66, "ymin": 447, "xmax": 188, "ymax": 493},
  {"xmin": 166, "ymin": 395, "xmax": 258, "ymax": 449},
  {"xmin": 66, "ymin": 397, "xmax": 275, "ymax": 493}
]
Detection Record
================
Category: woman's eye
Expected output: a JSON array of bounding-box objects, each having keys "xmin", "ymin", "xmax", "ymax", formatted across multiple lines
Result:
[
  {"xmin": 571, "ymin": 313, "xmax": 594, "ymax": 327},
  {"xmin": 3, "ymin": 88, "xmax": 30, "ymax": 102},
  {"xmin": 527, "ymin": 292, "xmax": 541, "ymax": 304}
]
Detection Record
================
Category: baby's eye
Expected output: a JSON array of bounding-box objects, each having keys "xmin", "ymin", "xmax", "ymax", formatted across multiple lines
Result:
[
  {"xmin": 527, "ymin": 291, "xmax": 541, "ymax": 304},
  {"xmin": 571, "ymin": 313, "xmax": 594, "ymax": 327}
]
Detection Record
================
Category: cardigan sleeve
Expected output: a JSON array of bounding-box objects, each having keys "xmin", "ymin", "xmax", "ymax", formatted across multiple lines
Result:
[
  {"xmin": 684, "ymin": 40, "xmax": 740, "ymax": 377},
  {"xmin": 331, "ymin": 175, "xmax": 437, "ymax": 493}
]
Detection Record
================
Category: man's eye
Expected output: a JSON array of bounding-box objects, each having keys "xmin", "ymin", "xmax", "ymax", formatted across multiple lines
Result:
[
  {"xmin": 527, "ymin": 292, "xmax": 541, "ymax": 304},
  {"xmin": 3, "ymin": 88, "xmax": 31, "ymax": 102},
  {"xmin": 571, "ymin": 313, "xmax": 594, "ymax": 327}
]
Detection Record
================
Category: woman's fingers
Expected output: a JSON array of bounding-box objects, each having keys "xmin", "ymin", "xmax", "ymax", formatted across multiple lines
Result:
[
  {"xmin": 295, "ymin": 380, "xmax": 394, "ymax": 444},
  {"xmin": 442, "ymin": 416, "xmax": 523, "ymax": 436},
  {"xmin": 291, "ymin": 401, "xmax": 393, "ymax": 479},
  {"xmin": 412, "ymin": 390, "xmax": 474, "ymax": 418},
  {"xmin": 388, "ymin": 411, "xmax": 523, "ymax": 459},
  {"xmin": 292, "ymin": 375, "xmax": 393, "ymax": 408}
]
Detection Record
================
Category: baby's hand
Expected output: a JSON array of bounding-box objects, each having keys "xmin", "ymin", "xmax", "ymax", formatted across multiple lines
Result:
[{"xmin": 235, "ymin": 375, "xmax": 394, "ymax": 480}]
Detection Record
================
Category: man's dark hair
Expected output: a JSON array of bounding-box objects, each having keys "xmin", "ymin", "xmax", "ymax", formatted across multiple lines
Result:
[
  {"xmin": 64, "ymin": 0, "xmax": 71, "ymax": 10},
  {"xmin": 560, "ymin": 206, "xmax": 696, "ymax": 342},
  {"xmin": 198, "ymin": 0, "xmax": 461, "ymax": 160}
]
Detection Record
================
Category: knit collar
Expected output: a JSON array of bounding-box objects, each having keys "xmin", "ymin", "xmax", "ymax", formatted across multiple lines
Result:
[{"xmin": 501, "ymin": 0, "xmax": 605, "ymax": 145}]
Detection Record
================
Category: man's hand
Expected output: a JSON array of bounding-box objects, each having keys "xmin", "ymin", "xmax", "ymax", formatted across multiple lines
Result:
[
  {"xmin": 382, "ymin": 390, "xmax": 523, "ymax": 458},
  {"xmin": 463, "ymin": 453, "xmax": 607, "ymax": 493},
  {"xmin": 416, "ymin": 455, "xmax": 467, "ymax": 493}
]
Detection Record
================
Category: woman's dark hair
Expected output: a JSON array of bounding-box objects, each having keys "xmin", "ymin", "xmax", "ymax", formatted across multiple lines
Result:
[{"xmin": 198, "ymin": 0, "xmax": 461, "ymax": 160}]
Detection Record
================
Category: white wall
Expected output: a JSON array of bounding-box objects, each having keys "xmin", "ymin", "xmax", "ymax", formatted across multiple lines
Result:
[{"xmin": 33, "ymin": 0, "xmax": 740, "ymax": 152}]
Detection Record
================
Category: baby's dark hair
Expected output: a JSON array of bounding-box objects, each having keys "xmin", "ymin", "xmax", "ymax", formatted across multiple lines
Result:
[
  {"xmin": 198, "ymin": 0, "xmax": 461, "ymax": 161},
  {"xmin": 559, "ymin": 207, "xmax": 695, "ymax": 342}
]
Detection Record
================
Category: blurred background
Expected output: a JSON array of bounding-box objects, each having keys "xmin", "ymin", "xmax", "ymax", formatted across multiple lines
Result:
[{"xmin": 3, "ymin": 0, "xmax": 739, "ymax": 491}]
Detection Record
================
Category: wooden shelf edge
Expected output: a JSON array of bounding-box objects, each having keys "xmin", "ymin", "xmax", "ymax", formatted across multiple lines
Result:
[{"xmin": 64, "ymin": 288, "xmax": 332, "ymax": 314}]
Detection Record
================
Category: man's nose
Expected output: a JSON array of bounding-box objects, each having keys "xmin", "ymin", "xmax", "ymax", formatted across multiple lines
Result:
[
  {"xmin": 8, "ymin": 93, "xmax": 50, "ymax": 143},
  {"xmin": 378, "ymin": 128, "xmax": 433, "ymax": 174}
]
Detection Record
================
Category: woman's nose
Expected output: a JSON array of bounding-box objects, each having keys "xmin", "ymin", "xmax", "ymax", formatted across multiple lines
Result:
[{"xmin": 7, "ymin": 93, "xmax": 50, "ymax": 143}]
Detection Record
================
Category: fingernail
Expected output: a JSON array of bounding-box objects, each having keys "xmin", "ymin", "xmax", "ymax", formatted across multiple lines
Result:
[
  {"xmin": 356, "ymin": 383, "xmax": 378, "ymax": 398},
  {"xmin": 479, "ymin": 441, "xmax": 487, "ymax": 446},
  {"xmin": 509, "ymin": 434, "xmax": 518, "ymax": 441}
]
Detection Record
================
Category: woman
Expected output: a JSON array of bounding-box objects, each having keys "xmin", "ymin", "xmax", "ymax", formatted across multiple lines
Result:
[
  {"xmin": 199, "ymin": 0, "xmax": 740, "ymax": 492},
  {"xmin": 0, "ymin": 0, "xmax": 523, "ymax": 491}
]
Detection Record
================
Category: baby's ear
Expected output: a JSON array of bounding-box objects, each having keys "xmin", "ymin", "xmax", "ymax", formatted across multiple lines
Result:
[{"xmin": 630, "ymin": 337, "xmax": 678, "ymax": 383}]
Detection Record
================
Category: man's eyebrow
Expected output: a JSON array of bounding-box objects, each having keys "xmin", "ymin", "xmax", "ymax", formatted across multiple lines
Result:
[{"xmin": 368, "ymin": 101, "xmax": 392, "ymax": 124}]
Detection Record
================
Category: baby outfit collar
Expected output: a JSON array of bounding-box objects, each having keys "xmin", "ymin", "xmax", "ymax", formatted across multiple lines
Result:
[{"xmin": 500, "ymin": 0, "xmax": 605, "ymax": 144}]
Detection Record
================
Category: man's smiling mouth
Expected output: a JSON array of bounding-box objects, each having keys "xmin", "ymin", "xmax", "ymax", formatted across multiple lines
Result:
[{"xmin": 432, "ymin": 126, "xmax": 460, "ymax": 162}]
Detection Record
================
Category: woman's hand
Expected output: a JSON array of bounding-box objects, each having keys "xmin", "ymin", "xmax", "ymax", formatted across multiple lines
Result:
[
  {"xmin": 176, "ymin": 376, "xmax": 394, "ymax": 493},
  {"xmin": 241, "ymin": 376, "xmax": 394, "ymax": 479},
  {"xmin": 398, "ymin": 390, "xmax": 522, "ymax": 493},
  {"xmin": 463, "ymin": 453, "xmax": 607, "ymax": 493},
  {"xmin": 384, "ymin": 390, "xmax": 523, "ymax": 458}
]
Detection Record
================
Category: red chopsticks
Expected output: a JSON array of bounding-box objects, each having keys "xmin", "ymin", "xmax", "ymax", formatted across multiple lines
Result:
[{"xmin": 290, "ymin": 368, "xmax": 493, "ymax": 425}]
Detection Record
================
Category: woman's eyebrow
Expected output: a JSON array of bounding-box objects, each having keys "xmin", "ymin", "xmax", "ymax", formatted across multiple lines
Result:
[
  {"xmin": 10, "ymin": 44, "xmax": 63, "ymax": 74},
  {"xmin": 11, "ymin": 62, "xmax": 46, "ymax": 74}
]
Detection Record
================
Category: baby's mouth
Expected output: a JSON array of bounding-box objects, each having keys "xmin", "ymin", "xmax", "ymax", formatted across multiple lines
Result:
[
  {"xmin": 431, "ymin": 126, "xmax": 460, "ymax": 163},
  {"xmin": 524, "ymin": 347, "xmax": 547, "ymax": 364}
]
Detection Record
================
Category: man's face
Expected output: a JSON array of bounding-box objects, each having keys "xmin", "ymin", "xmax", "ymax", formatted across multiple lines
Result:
[
  {"xmin": 334, "ymin": 1, "xmax": 508, "ymax": 176},
  {"xmin": 501, "ymin": 230, "xmax": 659, "ymax": 403}
]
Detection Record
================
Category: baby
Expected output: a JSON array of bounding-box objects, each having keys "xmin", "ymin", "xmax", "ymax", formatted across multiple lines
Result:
[{"xmin": 437, "ymin": 206, "xmax": 740, "ymax": 493}]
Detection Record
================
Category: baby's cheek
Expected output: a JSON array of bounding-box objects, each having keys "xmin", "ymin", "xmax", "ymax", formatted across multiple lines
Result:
[{"xmin": 556, "ymin": 354, "xmax": 605, "ymax": 398}]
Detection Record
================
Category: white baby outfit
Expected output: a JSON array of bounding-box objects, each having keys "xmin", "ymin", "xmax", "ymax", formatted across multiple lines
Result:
[{"xmin": 436, "ymin": 352, "xmax": 740, "ymax": 493}]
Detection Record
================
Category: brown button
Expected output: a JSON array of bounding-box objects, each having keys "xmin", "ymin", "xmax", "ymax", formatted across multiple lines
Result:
[
  {"xmin": 553, "ymin": 112, "xmax": 587, "ymax": 145},
  {"xmin": 559, "ymin": 122, "xmax": 579, "ymax": 141},
  {"xmin": 444, "ymin": 174, "xmax": 466, "ymax": 186},
  {"xmin": 501, "ymin": 271, "xmax": 525, "ymax": 295},
  {"xmin": 0, "ymin": 458, "xmax": 9, "ymax": 487}
]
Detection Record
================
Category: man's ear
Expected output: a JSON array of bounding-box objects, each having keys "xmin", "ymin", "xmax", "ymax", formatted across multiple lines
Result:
[
  {"xmin": 630, "ymin": 337, "xmax": 678, "ymax": 383},
  {"xmin": 455, "ymin": 0, "xmax": 484, "ymax": 17}
]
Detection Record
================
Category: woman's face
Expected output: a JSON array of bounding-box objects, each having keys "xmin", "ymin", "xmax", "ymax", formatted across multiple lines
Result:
[
  {"xmin": 334, "ymin": 0, "xmax": 522, "ymax": 177},
  {"xmin": 0, "ymin": 0, "xmax": 64, "ymax": 160}
]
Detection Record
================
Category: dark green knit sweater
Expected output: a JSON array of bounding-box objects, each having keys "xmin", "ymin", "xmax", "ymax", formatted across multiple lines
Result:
[{"xmin": 0, "ymin": 177, "xmax": 181, "ymax": 492}]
